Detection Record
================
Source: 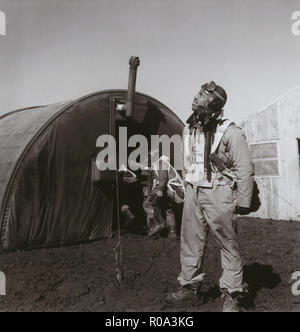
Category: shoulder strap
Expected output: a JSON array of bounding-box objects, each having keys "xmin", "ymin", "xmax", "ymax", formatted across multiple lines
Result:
[
  {"xmin": 119, "ymin": 164, "xmax": 137, "ymax": 178},
  {"xmin": 211, "ymin": 120, "xmax": 233, "ymax": 153}
]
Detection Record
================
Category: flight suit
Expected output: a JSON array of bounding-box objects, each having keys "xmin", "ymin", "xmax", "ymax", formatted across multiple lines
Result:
[{"xmin": 179, "ymin": 120, "xmax": 254, "ymax": 294}]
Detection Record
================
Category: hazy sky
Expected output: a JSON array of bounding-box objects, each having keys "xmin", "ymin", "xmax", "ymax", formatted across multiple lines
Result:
[{"xmin": 0, "ymin": 0, "xmax": 300, "ymax": 123}]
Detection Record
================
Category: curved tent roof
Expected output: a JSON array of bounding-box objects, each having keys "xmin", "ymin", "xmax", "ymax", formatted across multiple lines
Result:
[
  {"xmin": 0, "ymin": 90, "xmax": 184, "ymax": 251},
  {"xmin": 0, "ymin": 103, "xmax": 68, "ymax": 208}
]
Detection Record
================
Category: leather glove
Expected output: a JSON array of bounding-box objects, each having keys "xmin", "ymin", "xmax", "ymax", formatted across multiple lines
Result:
[{"xmin": 236, "ymin": 206, "xmax": 251, "ymax": 215}]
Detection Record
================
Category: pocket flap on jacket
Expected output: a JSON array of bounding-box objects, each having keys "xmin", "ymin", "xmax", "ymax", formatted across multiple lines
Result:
[
  {"xmin": 214, "ymin": 176, "xmax": 230, "ymax": 186},
  {"xmin": 181, "ymin": 256, "xmax": 199, "ymax": 268}
]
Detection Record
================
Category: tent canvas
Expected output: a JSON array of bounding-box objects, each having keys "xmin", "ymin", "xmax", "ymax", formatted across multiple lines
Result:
[{"xmin": 0, "ymin": 90, "xmax": 184, "ymax": 252}]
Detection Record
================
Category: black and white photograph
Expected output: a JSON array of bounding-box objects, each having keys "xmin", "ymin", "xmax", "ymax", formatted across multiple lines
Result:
[{"xmin": 0, "ymin": 0, "xmax": 300, "ymax": 315}]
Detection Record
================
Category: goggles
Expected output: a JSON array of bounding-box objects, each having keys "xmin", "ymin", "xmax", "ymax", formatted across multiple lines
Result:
[{"xmin": 203, "ymin": 81, "xmax": 226, "ymax": 103}]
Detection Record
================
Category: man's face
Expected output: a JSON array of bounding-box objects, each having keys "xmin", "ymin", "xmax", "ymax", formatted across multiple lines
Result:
[{"xmin": 192, "ymin": 89, "xmax": 215, "ymax": 112}]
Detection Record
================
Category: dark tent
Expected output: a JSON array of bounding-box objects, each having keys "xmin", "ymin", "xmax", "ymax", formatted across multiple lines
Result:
[{"xmin": 0, "ymin": 90, "xmax": 184, "ymax": 252}]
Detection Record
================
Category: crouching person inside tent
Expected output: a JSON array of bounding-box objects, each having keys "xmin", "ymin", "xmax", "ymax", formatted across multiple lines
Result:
[
  {"xmin": 144, "ymin": 150, "xmax": 185, "ymax": 238},
  {"xmin": 118, "ymin": 165, "xmax": 138, "ymax": 229}
]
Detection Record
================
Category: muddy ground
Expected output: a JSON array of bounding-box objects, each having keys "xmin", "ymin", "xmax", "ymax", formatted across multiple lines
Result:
[{"xmin": 0, "ymin": 217, "xmax": 299, "ymax": 312}]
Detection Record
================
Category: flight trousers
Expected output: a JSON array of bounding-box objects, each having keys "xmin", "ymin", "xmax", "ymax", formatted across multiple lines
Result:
[{"xmin": 178, "ymin": 182, "xmax": 244, "ymax": 294}]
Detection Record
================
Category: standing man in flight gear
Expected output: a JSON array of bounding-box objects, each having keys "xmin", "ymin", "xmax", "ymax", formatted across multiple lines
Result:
[
  {"xmin": 165, "ymin": 81, "xmax": 254, "ymax": 312},
  {"xmin": 144, "ymin": 151, "xmax": 185, "ymax": 238}
]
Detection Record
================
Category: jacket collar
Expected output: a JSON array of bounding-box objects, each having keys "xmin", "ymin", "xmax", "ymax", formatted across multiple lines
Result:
[{"xmin": 186, "ymin": 114, "xmax": 225, "ymax": 134}]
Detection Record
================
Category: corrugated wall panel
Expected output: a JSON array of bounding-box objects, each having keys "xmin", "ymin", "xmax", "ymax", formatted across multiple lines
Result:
[{"xmin": 244, "ymin": 86, "xmax": 300, "ymax": 221}]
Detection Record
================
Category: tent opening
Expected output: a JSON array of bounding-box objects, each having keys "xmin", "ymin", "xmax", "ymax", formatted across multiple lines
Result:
[{"xmin": 113, "ymin": 121, "xmax": 151, "ymax": 235}]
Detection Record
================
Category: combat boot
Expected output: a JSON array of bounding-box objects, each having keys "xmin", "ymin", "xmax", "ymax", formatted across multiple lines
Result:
[
  {"xmin": 168, "ymin": 227, "xmax": 177, "ymax": 238},
  {"xmin": 147, "ymin": 223, "xmax": 167, "ymax": 237},
  {"xmin": 165, "ymin": 285, "xmax": 200, "ymax": 305},
  {"xmin": 221, "ymin": 292, "xmax": 240, "ymax": 312}
]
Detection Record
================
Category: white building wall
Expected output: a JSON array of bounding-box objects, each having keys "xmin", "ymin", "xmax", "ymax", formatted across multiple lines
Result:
[
  {"xmin": 242, "ymin": 86, "xmax": 300, "ymax": 221},
  {"xmin": 276, "ymin": 87, "xmax": 300, "ymax": 220}
]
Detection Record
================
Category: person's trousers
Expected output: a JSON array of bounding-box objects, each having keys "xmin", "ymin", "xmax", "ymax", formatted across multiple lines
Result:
[
  {"xmin": 178, "ymin": 183, "xmax": 244, "ymax": 294},
  {"xmin": 143, "ymin": 189, "xmax": 176, "ymax": 229}
]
